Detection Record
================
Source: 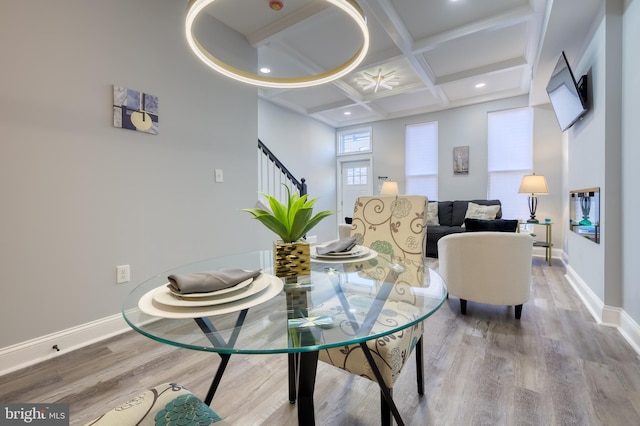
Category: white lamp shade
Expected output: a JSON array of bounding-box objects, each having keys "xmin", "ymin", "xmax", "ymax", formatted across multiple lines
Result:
[
  {"xmin": 380, "ymin": 181, "xmax": 399, "ymax": 195},
  {"xmin": 518, "ymin": 175, "xmax": 549, "ymax": 195}
]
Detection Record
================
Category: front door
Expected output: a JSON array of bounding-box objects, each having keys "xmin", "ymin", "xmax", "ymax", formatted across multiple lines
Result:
[{"xmin": 338, "ymin": 158, "xmax": 373, "ymax": 223}]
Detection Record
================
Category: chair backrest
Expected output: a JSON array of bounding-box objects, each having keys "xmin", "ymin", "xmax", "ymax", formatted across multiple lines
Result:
[
  {"xmin": 350, "ymin": 195, "xmax": 428, "ymax": 263},
  {"xmin": 437, "ymin": 232, "xmax": 533, "ymax": 306}
]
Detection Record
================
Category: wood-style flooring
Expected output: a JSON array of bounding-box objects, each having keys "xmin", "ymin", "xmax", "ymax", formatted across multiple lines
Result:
[{"xmin": 2, "ymin": 258, "xmax": 640, "ymax": 425}]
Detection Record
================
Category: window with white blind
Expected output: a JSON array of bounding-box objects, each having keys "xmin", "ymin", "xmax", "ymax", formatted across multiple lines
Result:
[
  {"xmin": 487, "ymin": 107, "xmax": 533, "ymax": 220},
  {"xmin": 337, "ymin": 127, "xmax": 372, "ymax": 155},
  {"xmin": 405, "ymin": 122, "xmax": 438, "ymax": 200}
]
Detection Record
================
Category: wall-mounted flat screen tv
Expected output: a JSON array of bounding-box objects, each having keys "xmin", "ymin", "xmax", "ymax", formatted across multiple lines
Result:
[{"xmin": 546, "ymin": 51, "xmax": 588, "ymax": 131}]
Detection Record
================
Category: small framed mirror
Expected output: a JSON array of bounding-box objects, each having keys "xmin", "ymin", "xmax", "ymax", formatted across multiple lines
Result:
[{"xmin": 569, "ymin": 187, "xmax": 600, "ymax": 243}]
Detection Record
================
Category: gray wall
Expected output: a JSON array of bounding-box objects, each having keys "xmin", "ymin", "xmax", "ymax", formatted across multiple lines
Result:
[
  {"xmin": 622, "ymin": 0, "xmax": 640, "ymax": 324},
  {"xmin": 568, "ymin": 0, "xmax": 623, "ymax": 307},
  {"xmin": 258, "ymin": 100, "xmax": 338, "ymax": 243},
  {"xmin": 337, "ymin": 96, "xmax": 564, "ymax": 250},
  {"xmin": 0, "ymin": 0, "xmax": 259, "ymax": 347}
]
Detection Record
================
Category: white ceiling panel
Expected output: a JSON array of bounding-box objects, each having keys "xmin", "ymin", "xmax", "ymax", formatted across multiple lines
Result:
[
  {"xmin": 440, "ymin": 68, "xmax": 525, "ymax": 102},
  {"xmin": 423, "ymin": 23, "xmax": 528, "ymax": 79},
  {"xmin": 269, "ymin": 84, "xmax": 353, "ymax": 111},
  {"xmin": 316, "ymin": 104, "xmax": 382, "ymax": 126},
  {"xmin": 392, "ymin": 0, "xmax": 529, "ymax": 40},
  {"xmin": 373, "ymin": 89, "xmax": 440, "ymax": 114}
]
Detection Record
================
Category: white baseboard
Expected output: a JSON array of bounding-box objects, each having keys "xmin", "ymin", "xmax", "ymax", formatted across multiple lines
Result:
[
  {"xmin": 565, "ymin": 265, "xmax": 640, "ymax": 357},
  {"xmin": 565, "ymin": 265, "xmax": 604, "ymax": 323},
  {"xmin": 619, "ymin": 310, "xmax": 640, "ymax": 356},
  {"xmin": 531, "ymin": 246, "xmax": 560, "ymax": 263},
  {"xmin": 0, "ymin": 313, "xmax": 130, "ymax": 376}
]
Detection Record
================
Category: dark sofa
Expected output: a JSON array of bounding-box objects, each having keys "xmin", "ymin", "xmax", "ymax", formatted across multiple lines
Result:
[{"xmin": 426, "ymin": 200, "xmax": 503, "ymax": 257}]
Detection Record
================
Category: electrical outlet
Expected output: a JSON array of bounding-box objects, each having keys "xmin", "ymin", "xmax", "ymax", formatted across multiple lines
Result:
[{"xmin": 116, "ymin": 265, "xmax": 130, "ymax": 284}]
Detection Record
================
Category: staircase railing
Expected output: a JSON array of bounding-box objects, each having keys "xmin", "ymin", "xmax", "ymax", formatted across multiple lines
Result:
[{"xmin": 258, "ymin": 139, "xmax": 307, "ymax": 205}]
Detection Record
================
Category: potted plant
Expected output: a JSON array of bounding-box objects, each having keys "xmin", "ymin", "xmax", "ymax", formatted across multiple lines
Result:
[{"xmin": 243, "ymin": 185, "xmax": 334, "ymax": 277}]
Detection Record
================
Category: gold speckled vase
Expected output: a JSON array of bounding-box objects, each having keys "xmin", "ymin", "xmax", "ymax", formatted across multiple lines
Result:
[{"xmin": 274, "ymin": 240, "xmax": 311, "ymax": 278}]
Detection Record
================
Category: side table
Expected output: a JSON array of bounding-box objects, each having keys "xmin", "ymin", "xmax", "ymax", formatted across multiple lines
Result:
[{"xmin": 517, "ymin": 221, "xmax": 553, "ymax": 266}]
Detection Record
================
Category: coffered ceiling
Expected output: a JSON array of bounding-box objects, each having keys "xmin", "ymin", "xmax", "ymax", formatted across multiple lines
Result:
[{"xmin": 192, "ymin": 0, "xmax": 603, "ymax": 128}]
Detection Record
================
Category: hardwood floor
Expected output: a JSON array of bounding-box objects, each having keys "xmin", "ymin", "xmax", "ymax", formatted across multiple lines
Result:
[{"xmin": 2, "ymin": 258, "xmax": 640, "ymax": 425}]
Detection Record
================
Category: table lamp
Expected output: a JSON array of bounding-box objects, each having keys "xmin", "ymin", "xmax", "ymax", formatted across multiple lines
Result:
[
  {"xmin": 518, "ymin": 174, "xmax": 548, "ymax": 223},
  {"xmin": 380, "ymin": 181, "xmax": 399, "ymax": 195}
]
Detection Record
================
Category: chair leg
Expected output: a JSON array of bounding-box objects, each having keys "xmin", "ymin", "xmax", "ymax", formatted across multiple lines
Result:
[
  {"xmin": 381, "ymin": 387, "xmax": 393, "ymax": 426},
  {"xmin": 415, "ymin": 337, "xmax": 424, "ymax": 395},
  {"xmin": 515, "ymin": 304, "xmax": 523, "ymax": 319},
  {"xmin": 460, "ymin": 299, "xmax": 467, "ymax": 315}
]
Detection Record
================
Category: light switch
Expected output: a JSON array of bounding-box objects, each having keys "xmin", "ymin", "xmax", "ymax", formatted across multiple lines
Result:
[{"xmin": 215, "ymin": 169, "xmax": 224, "ymax": 183}]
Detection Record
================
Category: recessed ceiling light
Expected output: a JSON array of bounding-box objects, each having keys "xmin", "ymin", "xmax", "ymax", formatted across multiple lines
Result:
[
  {"xmin": 260, "ymin": 67, "xmax": 271, "ymax": 74},
  {"xmin": 475, "ymin": 82, "xmax": 486, "ymax": 88},
  {"xmin": 344, "ymin": 111, "xmax": 352, "ymax": 115}
]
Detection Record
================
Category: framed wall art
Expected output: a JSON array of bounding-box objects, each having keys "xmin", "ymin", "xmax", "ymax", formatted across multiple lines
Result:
[
  {"xmin": 113, "ymin": 85, "xmax": 159, "ymax": 134},
  {"xmin": 453, "ymin": 146, "xmax": 469, "ymax": 175}
]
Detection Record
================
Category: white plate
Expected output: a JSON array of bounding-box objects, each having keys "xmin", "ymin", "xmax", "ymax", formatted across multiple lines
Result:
[
  {"xmin": 153, "ymin": 276, "xmax": 271, "ymax": 307},
  {"xmin": 311, "ymin": 248, "xmax": 378, "ymax": 264},
  {"xmin": 167, "ymin": 276, "xmax": 254, "ymax": 298},
  {"xmin": 138, "ymin": 273, "xmax": 284, "ymax": 319},
  {"xmin": 313, "ymin": 245, "xmax": 370, "ymax": 259}
]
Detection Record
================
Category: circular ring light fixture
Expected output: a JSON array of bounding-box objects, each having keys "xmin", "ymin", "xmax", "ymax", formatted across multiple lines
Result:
[{"xmin": 185, "ymin": 0, "xmax": 369, "ymax": 89}]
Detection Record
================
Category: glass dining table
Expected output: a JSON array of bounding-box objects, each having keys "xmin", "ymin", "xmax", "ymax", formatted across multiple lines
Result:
[{"xmin": 122, "ymin": 249, "xmax": 447, "ymax": 425}]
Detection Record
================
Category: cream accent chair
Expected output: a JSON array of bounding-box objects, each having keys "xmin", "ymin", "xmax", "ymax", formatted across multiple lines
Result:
[
  {"xmin": 437, "ymin": 232, "xmax": 533, "ymax": 319},
  {"xmin": 318, "ymin": 195, "xmax": 427, "ymax": 425}
]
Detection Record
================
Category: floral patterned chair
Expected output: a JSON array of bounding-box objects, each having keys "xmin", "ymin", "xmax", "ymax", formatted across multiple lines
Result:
[
  {"xmin": 318, "ymin": 195, "xmax": 428, "ymax": 425},
  {"xmin": 85, "ymin": 382, "xmax": 223, "ymax": 426}
]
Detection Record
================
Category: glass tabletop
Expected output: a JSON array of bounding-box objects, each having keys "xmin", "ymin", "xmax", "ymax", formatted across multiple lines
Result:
[{"xmin": 122, "ymin": 250, "xmax": 447, "ymax": 355}]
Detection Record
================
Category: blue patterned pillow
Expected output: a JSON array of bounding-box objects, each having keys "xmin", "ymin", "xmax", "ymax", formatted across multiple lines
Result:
[{"xmin": 86, "ymin": 383, "xmax": 221, "ymax": 426}]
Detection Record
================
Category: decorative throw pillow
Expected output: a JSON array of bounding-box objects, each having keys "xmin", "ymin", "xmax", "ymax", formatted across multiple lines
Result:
[
  {"xmin": 426, "ymin": 202, "xmax": 439, "ymax": 226},
  {"xmin": 464, "ymin": 218, "xmax": 518, "ymax": 232},
  {"xmin": 86, "ymin": 383, "xmax": 221, "ymax": 425},
  {"xmin": 462, "ymin": 202, "xmax": 501, "ymax": 227}
]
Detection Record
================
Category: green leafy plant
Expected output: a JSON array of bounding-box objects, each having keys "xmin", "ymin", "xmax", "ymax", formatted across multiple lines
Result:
[{"xmin": 243, "ymin": 186, "xmax": 334, "ymax": 243}]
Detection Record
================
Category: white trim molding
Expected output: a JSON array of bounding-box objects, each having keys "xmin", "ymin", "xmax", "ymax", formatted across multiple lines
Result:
[
  {"xmin": 565, "ymin": 265, "xmax": 604, "ymax": 322},
  {"xmin": 565, "ymin": 265, "xmax": 640, "ymax": 356},
  {"xmin": 532, "ymin": 246, "xmax": 561, "ymax": 262},
  {"xmin": 0, "ymin": 313, "xmax": 130, "ymax": 376},
  {"xmin": 618, "ymin": 310, "xmax": 640, "ymax": 356}
]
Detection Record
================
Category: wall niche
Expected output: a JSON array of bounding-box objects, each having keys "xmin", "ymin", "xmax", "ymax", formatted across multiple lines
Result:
[{"xmin": 569, "ymin": 187, "xmax": 600, "ymax": 243}]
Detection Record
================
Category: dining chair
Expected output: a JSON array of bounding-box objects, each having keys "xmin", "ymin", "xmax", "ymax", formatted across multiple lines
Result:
[{"xmin": 318, "ymin": 195, "xmax": 428, "ymax": 425}]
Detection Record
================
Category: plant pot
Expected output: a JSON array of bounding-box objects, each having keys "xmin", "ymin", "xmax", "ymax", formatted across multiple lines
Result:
[{"xmin": 274, "ymin": 240, "xmax": 310, "ymax": 278}]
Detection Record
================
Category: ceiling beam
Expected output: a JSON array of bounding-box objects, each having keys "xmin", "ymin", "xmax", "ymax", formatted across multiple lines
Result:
[
  {"xmin": 246, "ymin": 0, "xmax": 330, "ymax": 47},
  {"xmin": 435, "ymin": 57, "xmax": 528, "ymax": 85}
]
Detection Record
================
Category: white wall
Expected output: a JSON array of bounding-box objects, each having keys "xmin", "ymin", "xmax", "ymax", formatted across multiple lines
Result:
[
  {"xmin": 258, "ymin": 100, "xmax": 338, "ymax": 243},
  {"xmin": 337, "ymin": 96, "xmax": 565, "ymax": 250},
  {"xmin": 567, "ymin": 0, "xmax": 623, "ymax": 307},
  {"xmin": 0, "ymin": 0, "xmax": 260, "ymax": 348},
  {"xmin": 622, "ymin": 0, "xmax": 640, "ymax": 323},
  {"xmin": 533, "ymin": 105, "xmax": 565, "ymax": 233}
]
